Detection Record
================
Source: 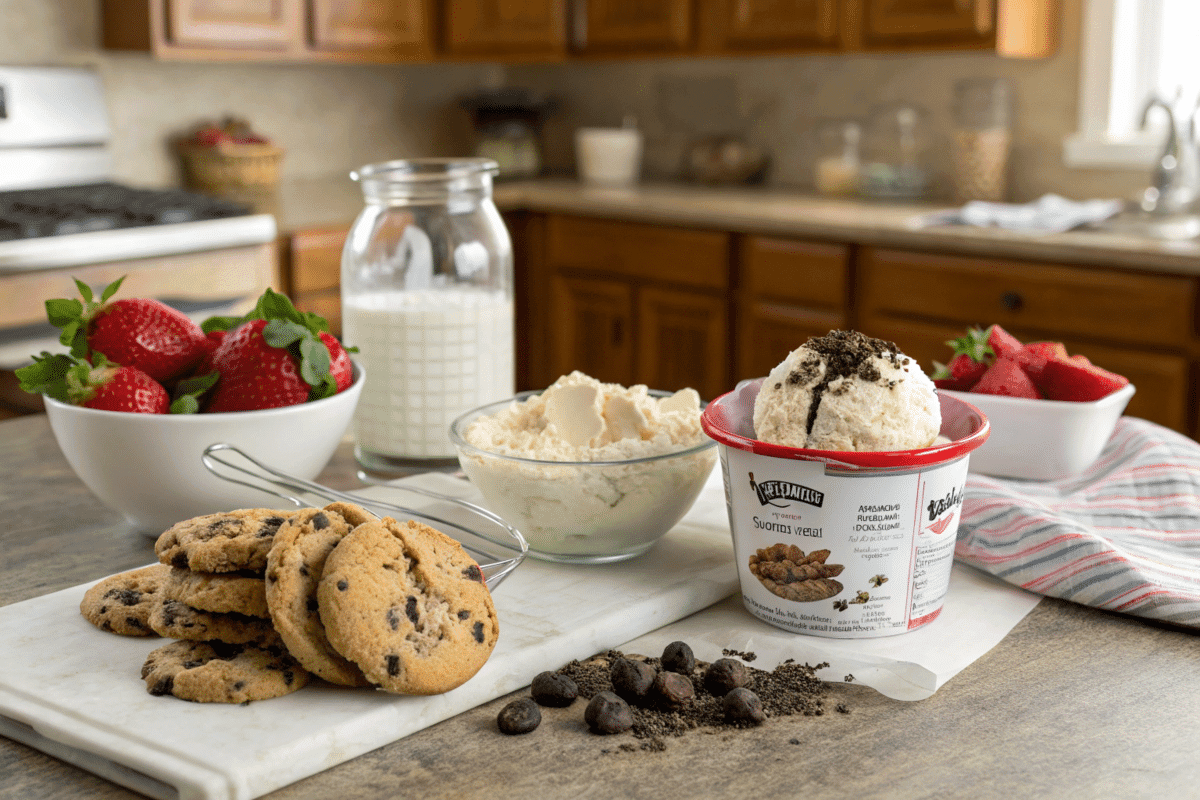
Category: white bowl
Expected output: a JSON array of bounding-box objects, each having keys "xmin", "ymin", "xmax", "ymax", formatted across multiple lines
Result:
[
  {"xmin": 938, "ymin": 383, "xmax": 1135, "ymax": 481},
  {"xmin": 449, "ymin": 391, "xmax": 717, "ymax": 564},
  {"xmin": 43, "ymin": 364, "xmax": 364, "ymax": 535}
]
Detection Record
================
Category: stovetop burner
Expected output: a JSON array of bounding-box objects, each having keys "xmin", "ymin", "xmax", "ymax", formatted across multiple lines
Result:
[{"xmin": 0, "ymin": 182, "xmax": 251, "ymax": 242}]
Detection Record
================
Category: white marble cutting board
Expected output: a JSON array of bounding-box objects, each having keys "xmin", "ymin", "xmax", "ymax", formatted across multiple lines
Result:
[{"xmin": 0, "ymin": 471, "xmax": 738, "ymax": 800}]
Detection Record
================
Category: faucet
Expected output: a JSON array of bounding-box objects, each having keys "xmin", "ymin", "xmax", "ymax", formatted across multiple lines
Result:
[{"xmin": 1138, "ymin": 93, "xmax": 1200, "ymax": 215}]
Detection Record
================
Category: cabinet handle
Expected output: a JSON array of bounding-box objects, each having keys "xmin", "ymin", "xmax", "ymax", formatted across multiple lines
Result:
[
  {"xmin": 612, "ymin": 317, "xmax": 624, "ymax": 345},
  {"xmin": 1000, "ymin": 291, "xmax": 1024, "ymax": 312}
]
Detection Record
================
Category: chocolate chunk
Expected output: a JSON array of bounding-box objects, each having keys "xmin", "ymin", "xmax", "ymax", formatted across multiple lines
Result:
[
  {"xmin": 458, "ymin": 609, "xmax": 471, "ymax": 620},
  {"xmin": 723, "ymin": 687, "xmax": 765, "ymax": 725},
  {"xmin": 585, "ymin": 691, "xmax": 633, "ymax": 735},
  {"xmin": 311, "ymin": 512, "xmax": 330, "ymax": 530},
  {"xmin": 653, "ymin": 671, "xmax": 695, "ymax": 708},
  {"xmin": 704, "ymin": 658, "xmax": 750, "ymax": 695},
  {"xmin": 463, "ymin": 564, "xmax": 483, "ymax": 583},
  {"xmin": 150, "ymin": 676, "xmax": 174, "ymax": 696},
  {"xmin": 531, "ymin": 671, "xmax": 578, "ymax": 707},
  {"xmin": 336, "ymin": 579, "xmax": 348, "ymax": 591},
  {"xmin": 299, "ymin": 564, "xmax": 310, "ymax": 577},
  {"xmin": 233, "ymin": 680, "xmax": 246, "ymax": 691},
  {"xmin": 387, "ymin": 607, "xmax": 401, "ymax": 631},
  {"xmin": 405, "ymin": 595, "xmax": 419, "ymax": 625},
  {"xmin": 473, "ymin": 621, "xmax": 485, "ymax": 643},
  {"xmin": 660, "ymin": 641, "xmax": 695, "ymax": 675},
  {"xmin": 306, "ymin": 597, "xmax": 319, "ymax": 613},
  {"xmin": 610, "ymin": 658, "xmax": 656, "ymax": 705},
  {"xmin": 171, "ymin": 552, "xmax": 189, "ymax": 569},
  {"xmin": 386, "ymin": 654, "xmax": 401, "ymax": 677},
  {"xmin": 497, "ymin": 698, "xmax": 541, "ymax": 735}
]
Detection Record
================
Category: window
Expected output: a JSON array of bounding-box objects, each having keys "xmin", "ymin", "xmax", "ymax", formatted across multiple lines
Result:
[{"xmin": 1064, "ymin": 0, "xmax": 1200, "ymax": 168}]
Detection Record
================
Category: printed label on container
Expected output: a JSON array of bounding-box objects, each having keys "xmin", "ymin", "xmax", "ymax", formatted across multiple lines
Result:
[{"xmin": 719, "ymin": 446, "xmax": 968, "ymax": 638}]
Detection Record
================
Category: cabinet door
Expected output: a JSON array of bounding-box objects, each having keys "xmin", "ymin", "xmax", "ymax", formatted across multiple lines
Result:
[
  {"xmin": 166, "ymin": 0, "xmax": 298, "ymax": 48},
  {"xmin": 284, "ymin": 225, "xmax": 348, "ymax": 337},
  {"xmin": 860, "ymin": 0, "xmax": 994, "ymax": 48},
  {"xmin": 859, "ymin": 316, "xmax": 1192, "ymax": 435},
  {"xmin": 444, "ymin": 0, "xmax": 567, "ymax": 58},
  {"xmin": 309, "ymin": 0, "xmax": 433, "ymax": 57},
  {"xmin": 574, "ymin": 0, "xmax": 693, "ymax": 53},
  {"xmin": 638, "ymin": 287, "xmax": 729, "ymax": 401},
  {"xmin": 550, "ymin": 276, "xmax": 635, "ymax": 387},
  {"xmin": 702, "ymin": 0, "xmax": 838, "ymax": 52},
  {"xmin": 737, "ymin": 303, "xmax": 843, "ymax": 384}
]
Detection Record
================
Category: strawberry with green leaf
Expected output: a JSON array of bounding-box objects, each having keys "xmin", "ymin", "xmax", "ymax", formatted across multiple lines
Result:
[
  {"xmin": 16, "ymin": 352, "xmax": 170, "ymax": 414},
  {"xmin": 47, "ymin": 276, "xmax": 210, "ymax": 382},
  {"xmin": 932, "ymin": 327, "xmax": 994, "ymax": 391},
  {"xmin": 204, "ymin": 289, "xmax": 354, "ymax": 412}
]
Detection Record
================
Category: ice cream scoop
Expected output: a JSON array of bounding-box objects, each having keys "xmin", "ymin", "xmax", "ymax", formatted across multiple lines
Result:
[{"xmin": 752, "ymin": 330, "xmax": 940, "ymax": 452}]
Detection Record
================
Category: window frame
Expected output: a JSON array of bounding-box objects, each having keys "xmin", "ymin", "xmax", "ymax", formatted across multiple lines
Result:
[{"xmin": 1063, "ymin": 0, "xmax": 1170, "ymax": 169}]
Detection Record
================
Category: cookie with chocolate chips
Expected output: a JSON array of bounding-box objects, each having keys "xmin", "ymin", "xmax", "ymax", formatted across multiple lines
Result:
[
  {"xmin": 148, "ymin": 596, "xmax": 279, "ymax": 645},
  {"xmin": 141, "ymin": 639, "xmax": 309, "ymax": 703},
  {"xmin": 265, "ymin": 503, "xmax": 375, "ymax": 687},
  {"xmin": 162, "ymin": 567, "xmax": 270, "ymax": 618},
  {"xmin": 79, "ymin": 564, "xmax": 168, "ymax": 636},
  {"xmin": 317, "ymin": 517, "xmax": 499, "ymax": 695},
  {"xmin": 155, "ymin": 508, "xmax": 291, "ymax": 573}
]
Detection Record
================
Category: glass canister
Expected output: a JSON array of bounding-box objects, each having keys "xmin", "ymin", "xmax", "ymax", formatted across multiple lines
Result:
[
  {"xmin": 341, "ymin": 158, "xmax": 514, "ymax": 472},
  {"xmin": 813, "ymin": 120, "xmax": 861, "ymax": 196},
  {"xmin": 859, "ymin": 104, "xmax": 932, "ymax": 200},
  {"xmin": 951, "ymin": 78, "xmax": 1012, "ymax": 202}
]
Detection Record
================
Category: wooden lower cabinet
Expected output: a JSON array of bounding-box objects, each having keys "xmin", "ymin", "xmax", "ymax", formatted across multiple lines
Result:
[
  {"xmin": 638, "ymin": 286, "xmax": 728, "ymax": 401},
  {"xmin": 737, "ymin": 302, "xmax": 844, "ymax": 383},
  {"xmin": 549, "ymin": 275, "xmax": 635, "ymax": 387}
]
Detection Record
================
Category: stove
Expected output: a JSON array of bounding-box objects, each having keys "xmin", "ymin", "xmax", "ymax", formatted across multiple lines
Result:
[{"xmin": 0, "ymin": 66, "xmax": 278, "ymax": 377}]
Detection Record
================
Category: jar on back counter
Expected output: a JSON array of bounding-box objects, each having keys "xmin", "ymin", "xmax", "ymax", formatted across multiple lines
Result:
[
  {"xmin": 951, "ymin": 78, "xmax": 1012, "ymax": 203},
  {"xmin": 341, "ymin": 158, "xmax": 514, "ymax": 472},
  {"xmin": 813, "ymin": 120, "xmax": 861, "ymax": 196}
]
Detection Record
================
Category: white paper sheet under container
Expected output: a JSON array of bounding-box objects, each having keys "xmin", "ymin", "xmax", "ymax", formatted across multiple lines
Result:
[{"xmin": 0, "ymin": 470, "xmax": 1039, "ymax": 800}]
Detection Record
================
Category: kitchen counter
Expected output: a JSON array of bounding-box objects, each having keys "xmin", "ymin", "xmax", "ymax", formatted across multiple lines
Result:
[
  {"xmin": 4, "ymin": 413, "xmax": 1200, "ymax": 799},
  {"xmin": 272, "ymin": 176, "xmax": 1200, "ymax": 275}
]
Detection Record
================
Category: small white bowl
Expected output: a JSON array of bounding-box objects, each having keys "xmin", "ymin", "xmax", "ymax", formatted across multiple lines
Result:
[
  {"xmin": 449, "ymin": 390, "xmax": 717, "ymax": 564},
  {"xmin": 575, "ymin": 127, "xmax": 643, "ymax": 186},
  {"xmin": 938, "ymin": 384, "xmax": 1135, "ymax": 481},
  {"xmin": 43, "ymin": 364, "xmax": 364, "ymax": 535}
]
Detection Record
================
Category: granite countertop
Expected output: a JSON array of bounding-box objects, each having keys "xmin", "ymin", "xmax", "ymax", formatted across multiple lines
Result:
[{"xmin": 272, "ymin": 176, "xmax": 1200, "ymax": 276}]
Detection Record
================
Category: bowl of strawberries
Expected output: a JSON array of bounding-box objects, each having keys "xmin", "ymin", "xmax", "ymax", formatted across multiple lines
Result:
[
  {"xmin": 932, "ymin": 324, "xmax": 1134, "ymax": 481},
  {"xmin": 17, "ymin": 279, "xmax": 362, "ymax": 534}
]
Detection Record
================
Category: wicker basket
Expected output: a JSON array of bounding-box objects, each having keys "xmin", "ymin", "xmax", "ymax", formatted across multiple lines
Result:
[{"xmin": 177, "ymin": 141, "xmax": 284, "ymax": 193}]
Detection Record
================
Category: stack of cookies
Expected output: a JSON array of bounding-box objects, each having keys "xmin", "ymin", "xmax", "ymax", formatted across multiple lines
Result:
[{"xmin": 78, "ymin": 502, "xmax": 500, "ymax": 704}]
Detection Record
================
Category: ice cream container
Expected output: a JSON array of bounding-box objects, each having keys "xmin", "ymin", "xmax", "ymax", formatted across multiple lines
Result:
[{"xmin": 701, "ymin": 379, "xmax": 990, "ymax": 638}]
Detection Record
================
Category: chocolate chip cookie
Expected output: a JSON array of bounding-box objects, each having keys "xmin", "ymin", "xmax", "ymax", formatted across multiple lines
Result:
[
  {"xmin": 265, "ymin": 503, "xmax": 375, "ymax": 687},
  {"xmin": 162, "ymin": 567, "xmax": 269, "ymax": 618},
  {"xmin": 148, "ymin": 597, "xmax": 278, "ymax": 645},
  {"xmin": 317, "ymin": 517, "xmax": 499, "ymax": 695},
  {"xmin": 79, "ymin": 564, "xmax": 169, "ymax": 636},
  {"xmin": 141, "ymin": 639, "xmax": 309, "ymax": 703},
  {"xmin": 155, "ymin": 509, "xmax": 291, "ymax": 573}
]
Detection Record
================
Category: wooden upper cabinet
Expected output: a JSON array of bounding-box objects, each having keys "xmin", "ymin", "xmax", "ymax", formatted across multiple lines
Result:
[
  {"xmin": 166, "ymin": 0, "xmax": 297, "ymax": 49},
  {"xmin": 857, "ymin": 0, "xmax": 996, "ymax": 49},
  {"xmin": 573, "ymin": 0, "xmax": 694, "ymax": 54},
  {"xmin": 309, "ymin": 0, "xmax": 434, "ymax": 58},
  {"xmin": 443, "ymin": 0, "xmax": 567, "ymax": 58},
  {"xmin": 700, "ymin": 0, "xmax": 839, "ymax": 53}
]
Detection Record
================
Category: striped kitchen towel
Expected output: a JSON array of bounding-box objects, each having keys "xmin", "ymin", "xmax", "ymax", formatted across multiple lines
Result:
[{"xmin": 955, "ymin": 417, "xmax": 1200, "ymax": 629}]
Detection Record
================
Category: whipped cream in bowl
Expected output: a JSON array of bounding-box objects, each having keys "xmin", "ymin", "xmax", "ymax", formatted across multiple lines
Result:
[{"xmin": 449, "ymin": 371, "xmax": 718, "ymax": 564}]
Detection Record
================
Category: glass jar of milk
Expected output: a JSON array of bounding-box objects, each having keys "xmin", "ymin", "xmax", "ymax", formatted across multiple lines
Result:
[{"xmin": 342, "ymin": 158, "xmax": 514, "ymax": 471}]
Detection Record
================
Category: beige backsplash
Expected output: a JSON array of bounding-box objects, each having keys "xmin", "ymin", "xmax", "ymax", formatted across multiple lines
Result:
[{"xmin": 6, "ymin": 0, "xmax": 1147, "ymax": 203}]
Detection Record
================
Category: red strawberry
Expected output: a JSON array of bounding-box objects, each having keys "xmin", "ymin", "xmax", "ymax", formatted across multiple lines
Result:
[
  {"xmin": 15, "ymin": 353, "xmax": 168, "ymax": 414},
  {"xmin": 985, "ymin": 324, "xmax": 1025, "ymax": 361},
  {"xmin": 972, "ymin": 355, "xmax": 1044, "ymax": 399},
  {"xmin": 205, "ymin": 319, "xmax": 312, "ymax": 412},
  {"xmin": 1015, "ymin": 341, "xmax": 1068, "ymax": 382},
  {"xmin": 46, "ymin": 277, "xmax": 209, "ymax": 382},
  {"xmin": 321, "ymin": 331, "xmax": 354, "ymax": 393},
  {"xmin": 933, "ymin": 327, "xmax": 994, "ymax": 390},
  {"xmin": 1038, "ymin": 357, "xmax": 1129, "ymax": 402}
]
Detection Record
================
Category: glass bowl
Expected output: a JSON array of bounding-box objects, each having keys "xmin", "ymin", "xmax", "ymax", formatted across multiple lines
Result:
[{"xmin": 449, "ymin": 391, "xmax": 718, "ymax": 564}]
